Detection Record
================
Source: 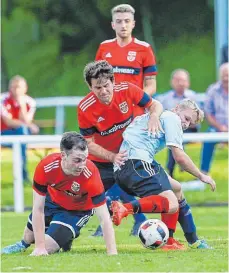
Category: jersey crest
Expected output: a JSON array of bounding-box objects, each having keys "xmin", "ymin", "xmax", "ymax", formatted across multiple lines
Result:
[
  {"xmin": 127, "ymin": 51, "xmax": 137, "ymax": 62},
  {"xmin": 71, "ymin": 181, "xmax": 80, "ymax": 192},
  {"xmin": 119, "ymin": 101, "xmax": 129, "ymax": 114}
]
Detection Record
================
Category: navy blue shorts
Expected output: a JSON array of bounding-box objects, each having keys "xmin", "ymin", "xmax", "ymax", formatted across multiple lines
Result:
[
  {"xmin": 27, "ymin": 195, "xmax": 94, "ymax": 240},
  {"xmin": 114, "ymin": 159, "xmax": 172, "ymax": 197},
  {"xmin": 92, "ymin": 161, "xmax": 115, "ymax": 191}
]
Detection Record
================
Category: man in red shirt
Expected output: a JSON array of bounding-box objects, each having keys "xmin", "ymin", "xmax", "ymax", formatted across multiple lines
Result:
[
  {"xmin": 96, "ymin": 4, "xmax": 157, "ymax": 117},
  {"xmin": 1, "ymin": 75, "xmax": 39, "ymax": 182},
  {"xmin": 94, "ymin": 4, "xmax": 158, "ymax": 235},
  {"xmin": 78, "ymin": 60, "xmax": 163, "ymax": 235},
  {"xmin": 1, "ymin": 132, "xmax": 117, "ymax": 256}
]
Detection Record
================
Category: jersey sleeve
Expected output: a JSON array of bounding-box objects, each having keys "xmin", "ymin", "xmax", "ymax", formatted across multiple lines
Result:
[
  {"xmin": 163, "ymin": 114, "xmax": 183, "ymax": 150},
  {"xmin": 77, "ymin": 106, "xmax": 97, "ymax": 138},
  {"xmin": 89, "ymin": 163, "xmax": 106, "ymax": 207},
  {"xmin": 127, "ymin": 82, "xmax": 153, "ymax": 108},
  {"xmin": 143, "ymin": 46, "xmax": 157, "ymax": 76},
  {"xmin": 33, "ymin": 160, "xmax": 48, "ymax": 196},
  {"xmin": 95, "ymin": 45, "xmax": 103, "ymax": 61}
]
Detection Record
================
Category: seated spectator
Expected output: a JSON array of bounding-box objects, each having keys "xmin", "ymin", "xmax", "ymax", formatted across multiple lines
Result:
[
  {"xmin": 199, "ymin": 62, "xmax": 228, "ymax": 174},
  {"xmin": 156, "ymin": 69, "xmax": 198, "ymax": 177},
  {"xmin": 1, "ymin": 75, "xmax": 39, "ymax": 182}
]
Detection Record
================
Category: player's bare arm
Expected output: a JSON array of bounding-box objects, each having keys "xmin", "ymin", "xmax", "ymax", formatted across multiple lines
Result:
[
  {"xmin": 170, "ymin": 146, "xmax": 216, "ymax": 191},
  {"xmin": 86, "ymin": 137, "xmax": 127, "ymax": 165},
  {"xmin": 147, "ymin": 99, "xmax": 164, "ymax": 135},
  {"xmin": 143, "ymin": 75, "xmax": 156, "ymax": 96},
  {"xmin": 30, "ymin": 190, "xmax": 48, "ymax": 256},
  {"xmin": 95, "ymin": 203, "xmax": 118, "ymax": 255}
]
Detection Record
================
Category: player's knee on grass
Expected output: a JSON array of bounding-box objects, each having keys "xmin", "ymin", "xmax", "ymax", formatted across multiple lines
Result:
[
  {"xmin": 23, "ymin": 226, "xmax": 35, "ymax": 244},
  {"xmin": 159, "ymin": 190, "xmax": 178, "ymax": 214},
  {"xmin": 46, "ymin": 223, "xmax": 76, "ymax": 252}
]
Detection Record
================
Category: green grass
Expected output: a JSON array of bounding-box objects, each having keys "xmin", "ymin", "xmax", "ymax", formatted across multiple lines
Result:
[
  {"xmin": 1, "ymin": 207, "xmax": 228, "ymax": 272},
  {"xmin": 1, "ymin": 144, "xmax": 228, "ymax": 207}
]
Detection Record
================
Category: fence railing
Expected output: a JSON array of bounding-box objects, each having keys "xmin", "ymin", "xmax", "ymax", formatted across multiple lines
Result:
[
  {"xmin": 1, "ymin": 94, "xmax": 206, "ymax": 135},
  {"xmin": 1, "ymin": 132, "xmax": 228, "ymax": 213},
  {"xmin": 36, "ymin": 94, "xmax": 206, "ymax": 134}
]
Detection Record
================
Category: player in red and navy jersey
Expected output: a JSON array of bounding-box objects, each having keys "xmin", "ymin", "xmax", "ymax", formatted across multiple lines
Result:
[
  {"xmin": 1, "ymin": 75, "xmax": 39, "ymax": 181},
  {"xmin": 78, "ymin": 60, "xmax": 163, "ymax": 194},
  {"xmin": 94, "ymin": 4, "xmax": 158, "ymax": 236},
  {"xmin": 95, "ymin": 4, "xmax": 157, "ymax": 118},
  {"xmin": 1, "ymin": 132, "xmax": 117, "ymax": 256}
]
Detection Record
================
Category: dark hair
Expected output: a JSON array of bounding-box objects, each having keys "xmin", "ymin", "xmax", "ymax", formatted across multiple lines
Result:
[
  {"xmin": 60, "ymin": 132, "xmax": 87, "ymax": 154},
  {"xmin": 84, "ymin": 60, "xmax": 114, "ymax": 87}
]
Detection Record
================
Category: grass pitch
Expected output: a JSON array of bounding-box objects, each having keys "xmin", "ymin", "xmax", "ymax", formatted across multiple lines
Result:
[{"xmin": 1, "ymin": 207, "xmax": 228, "ymax": 272}]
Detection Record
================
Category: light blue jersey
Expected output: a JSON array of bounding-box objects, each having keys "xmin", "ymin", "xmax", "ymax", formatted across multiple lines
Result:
[{"xmin": 116, "ymin": 111, "xmax": 183, "ymax": 170}]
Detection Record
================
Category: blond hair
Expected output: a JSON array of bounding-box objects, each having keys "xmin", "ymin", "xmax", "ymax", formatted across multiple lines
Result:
[
  {"xmin": 178, "ymin": 99, "xmax": 204, "ymax": 124},
  {"xmin": 9, "ymin": 75, "xmax": 27, "ymax": 89},
  {"xmin": 111, "ymin": 4, "xmax": 135, "ymax": 18}
]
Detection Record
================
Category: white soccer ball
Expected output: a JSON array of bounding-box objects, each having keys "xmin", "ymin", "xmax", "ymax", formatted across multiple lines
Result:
[{"xmin": 138, "ymin": 219, "xmax": 169, "ymax": 249}]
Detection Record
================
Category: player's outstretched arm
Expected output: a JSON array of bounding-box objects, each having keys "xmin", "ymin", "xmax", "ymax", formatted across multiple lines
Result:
[
  {"xmin": 95, "ymin": 204, "xmax": 118, "ymax": 255},
  {"xmin": 30, "ymin": 190, "xmax": 48, "ymax": 256},
  {"xmin": 171, "ymin": 146, "xmax": 216, "ymax": 192}
]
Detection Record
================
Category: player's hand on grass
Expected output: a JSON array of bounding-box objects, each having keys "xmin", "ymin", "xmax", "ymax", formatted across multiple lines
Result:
[
  {"xmin": 200, "ymin": 174, "xmax": 216, "ymax": 192},
  {"xmin": 113, "ymin": 151, "xmax": 128, "ymax": 167},
  {"xmin": 148, "ymin": 113, "xmax": 164, "ymax": 136},
  {"xmin": 30, "ymin": 248, "xmax": 49, "ymax": 256}
]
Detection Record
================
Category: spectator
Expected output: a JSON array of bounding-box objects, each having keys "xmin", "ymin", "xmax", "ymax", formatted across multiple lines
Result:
[
  {"xmin": 1, "ymin": 75, "xmax": 39, "ymax": 182},
  {"xmin": 156, "ymin": 69, "xmax": 198, "ymax": 178},
  {"xmin": 199, "ymin": 62, "xmax": 228, "ymax": 174}
]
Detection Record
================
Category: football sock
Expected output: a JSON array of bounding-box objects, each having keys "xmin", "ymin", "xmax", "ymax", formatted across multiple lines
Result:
[
  {"xmin": 178, "ymin": 198, "xmax": 198, "ymax": 244},
  {"xmin": 124, "ymin": 195, "xmax": 169, "ymax": 214},
  {"xmin": 161, "ymin": 210, "xmax": 179, "ymax": 238},
  {"xmin": 107, "ymin": 184, "xmax": 147, "ymax": 222},
  {"xmin": 21, "ymin": 239, "xmax": 31, "ymax": 248}
]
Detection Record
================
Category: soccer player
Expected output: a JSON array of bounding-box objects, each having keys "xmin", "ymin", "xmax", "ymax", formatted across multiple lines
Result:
[
  {"xmin": 78, "ymin": 60, "xmax": 163, "ymax": 233},
  {"xmin": 111, "ymin": 99, "xmax": 216, "ymax": 249},
  {"xmin": 1, "ymin": 75, "xmax": 39, "ymax": 182},
  {"xmin": 96, "ymin": 4, "xmax": 157, "ymax": 115},
  {"xmin": 1, "ymin": 132, "xmax": 117, "ymax": 256},
  {"xmin": 94, "ymin": 4, "xmax": 158, "ymax": 235}
]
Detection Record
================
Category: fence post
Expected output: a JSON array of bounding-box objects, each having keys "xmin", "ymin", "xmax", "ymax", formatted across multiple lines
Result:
[
  {"xmin": 13, "ymin": 142, "xmax": 24, "ymax": 213},
  {"xmin": 55, "ymin": 105, "xmax": 65, "ymax": 135}
]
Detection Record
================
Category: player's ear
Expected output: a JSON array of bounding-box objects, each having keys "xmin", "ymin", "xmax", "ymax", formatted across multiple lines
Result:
[
  {"xmin": 111, "ymin": 21, "xmax": 115, "ymax": 30},
  {"xmin": 132, "ymin": 20, "xmax": 136, "ymax": 28},
  {"xmin": 61, "ymin": 151, "xmax": 67, "ymax": 160}
]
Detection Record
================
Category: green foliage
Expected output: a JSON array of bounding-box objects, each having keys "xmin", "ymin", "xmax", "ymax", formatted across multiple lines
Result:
[{"xmin": 1, "ymin": 207, "xmax": 228, "ymax": 272}]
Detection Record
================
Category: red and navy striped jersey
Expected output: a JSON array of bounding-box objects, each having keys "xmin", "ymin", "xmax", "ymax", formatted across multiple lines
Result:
[
  {"xmin": 78, "ymin": 81, "xmax": 152, "ymax": 162},
  {"xmin": 95, "ymin": 37, "xmax": 157, "ymax": 117},
  {"xmin": 33, "ymin": 153, "xmax": 106, "ymax": 211}
]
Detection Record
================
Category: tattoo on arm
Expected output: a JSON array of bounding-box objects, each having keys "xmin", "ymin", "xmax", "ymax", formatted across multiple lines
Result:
[{"xmin": 144, "ymin": 75, "xmax": 156, "ymax": 81}]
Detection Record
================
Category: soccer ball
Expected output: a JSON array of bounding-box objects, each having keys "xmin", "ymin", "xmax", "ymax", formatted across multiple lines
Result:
[{"xmin": 138, "ymin": 219, "xmax": 169, "ymax": 249}]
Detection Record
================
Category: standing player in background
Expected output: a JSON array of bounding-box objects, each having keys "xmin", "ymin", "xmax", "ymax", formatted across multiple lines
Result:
[
  {"xmin": 1, "ymin": 132, "xmax": 117, "ymax": 256},
  {"xmin": 94, "ymin": 4, "xmax": 157, "ymax": 236}
]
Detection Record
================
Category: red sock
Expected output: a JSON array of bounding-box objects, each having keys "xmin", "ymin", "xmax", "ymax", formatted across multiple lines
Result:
[
  {"xmin": 161, "ymin": 209, "xmax": 179, "ymax": 231},
  {"xmin": 124, "ymin": 195, "xmax": 169, "ymax": 213}
]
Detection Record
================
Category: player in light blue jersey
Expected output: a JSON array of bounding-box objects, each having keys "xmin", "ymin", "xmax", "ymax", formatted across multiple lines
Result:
[{"xmin": 111, "ymin": 99, "xmax": 216, "ymax": 250}]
